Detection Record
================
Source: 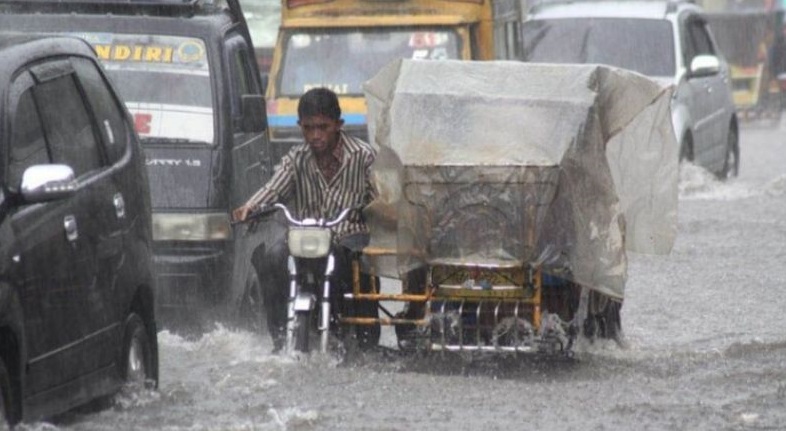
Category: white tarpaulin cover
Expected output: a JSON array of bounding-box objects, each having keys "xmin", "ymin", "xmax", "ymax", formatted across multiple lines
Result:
[{"xmin": 362, "ymin": 59, "xmax": 678, "ymax": 299}]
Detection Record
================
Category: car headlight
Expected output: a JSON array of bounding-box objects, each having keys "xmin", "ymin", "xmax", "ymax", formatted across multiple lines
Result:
[
  {"xmin": 152, "ymin": 212, "xmax": 231, "ymax": 241},
  {"xmin": 287, "ymin": 227, "xmax": 331, "ymax": 258}
]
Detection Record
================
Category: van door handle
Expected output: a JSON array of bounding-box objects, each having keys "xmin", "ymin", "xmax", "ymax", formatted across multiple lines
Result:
[
  {"xmin": 64, "ymin": 215, "xmax": 78, "ymax": 242},
  {"xmin": 113, "ymin": 193, "xmax": 126, "ymax": 219}
]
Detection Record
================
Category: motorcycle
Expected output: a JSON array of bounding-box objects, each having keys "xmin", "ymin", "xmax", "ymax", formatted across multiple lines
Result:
[{"xmin": 243, "ymin": 203, "xmax": 379, "ymax": 354}]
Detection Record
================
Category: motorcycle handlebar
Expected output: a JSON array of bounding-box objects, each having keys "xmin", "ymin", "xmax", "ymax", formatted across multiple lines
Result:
[
  {"xmin": 233, "ymin": 203, "xmax": 361, "ymax": 227},
  {"xmin": 231, "ymin": 204, "xmax": 280, "ymax": 226},
  {"xmin": 275, "ymin": 202, "xmax": 357, "ymax": 228}
]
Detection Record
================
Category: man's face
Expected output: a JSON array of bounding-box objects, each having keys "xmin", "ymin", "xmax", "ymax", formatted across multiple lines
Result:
[{"xmin": 298, "ymin": 114, "xmax": 344, "ymax": 155}]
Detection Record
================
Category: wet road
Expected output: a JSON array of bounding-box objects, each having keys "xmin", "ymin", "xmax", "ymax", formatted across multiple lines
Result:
[{"xmin": 19, "ymin": 123, "xmax": 786, "ymax": 430}]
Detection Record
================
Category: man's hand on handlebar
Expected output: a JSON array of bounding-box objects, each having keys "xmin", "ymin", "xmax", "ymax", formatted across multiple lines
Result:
[{"xmin": 232, "ymin": 204, "xmax": 255, "ymax": 224}]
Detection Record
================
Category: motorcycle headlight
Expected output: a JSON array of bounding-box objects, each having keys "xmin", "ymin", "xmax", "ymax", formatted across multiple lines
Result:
[
  {"xmin": 288, "ymin": 227, "xmax": 331, "ymax": 258},
  {"xmin": 152, "ymin": 212, "xmax": 231, "ymax": 241}
]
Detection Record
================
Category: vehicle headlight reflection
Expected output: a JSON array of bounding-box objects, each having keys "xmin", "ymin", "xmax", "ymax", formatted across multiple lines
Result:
[
  {"xmin": 287, "ymin": 227, "xmax": 331, "ymax": 258},
  {"xmin": 152, "ymin": 212, "xmax": 231, "ymax": 241}
]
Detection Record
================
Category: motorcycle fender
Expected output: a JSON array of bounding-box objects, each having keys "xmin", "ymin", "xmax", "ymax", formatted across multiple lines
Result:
[{"xmin": 294, "ymin": 293, "xmax": 316, "ymax": 311}]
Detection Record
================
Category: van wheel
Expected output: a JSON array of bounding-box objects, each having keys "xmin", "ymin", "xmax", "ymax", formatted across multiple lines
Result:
[
  {"xmin": 122, "ymin": 313, "xmax": 155, "ymax": 389},
  {"xmin": 720, "ymin": 126, "xmax": 739, "ymax": 179},
  {"xmin": 0, "ymin": 357, "xmax": 18, "ymax": 427}
]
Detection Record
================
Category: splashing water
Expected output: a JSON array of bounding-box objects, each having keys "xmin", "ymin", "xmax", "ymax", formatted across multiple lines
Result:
[{"xmin": 678, "ymin": 163, "xmax": 758, "ymax": 200}]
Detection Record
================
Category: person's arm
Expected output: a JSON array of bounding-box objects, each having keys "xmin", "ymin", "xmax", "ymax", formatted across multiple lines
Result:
[{"xmin": 232, "ymin": 154, "xmax": 296, "ymax": 222}]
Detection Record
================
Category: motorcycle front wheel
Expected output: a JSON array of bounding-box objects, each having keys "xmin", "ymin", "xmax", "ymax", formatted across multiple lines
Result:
[{"xmin": 294, "ymin": 311, "xmax": 311, "ymax": 353}]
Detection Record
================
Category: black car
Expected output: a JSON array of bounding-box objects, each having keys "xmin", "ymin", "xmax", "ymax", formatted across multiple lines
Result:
[
  {"xmin": 0, "ymin": 0, "xmax": 273, "ymax": 328},
  {"xmin": 0, "ymin": 33, "xmax": 158, "ymax": 426}
]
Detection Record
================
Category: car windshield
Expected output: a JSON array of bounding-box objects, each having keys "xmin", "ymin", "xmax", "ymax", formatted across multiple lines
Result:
[
  {"xmin": 522, "ymin": 18, "xmax": 676, "ymax": 77},
  {"xmin": 76, "ymin": 32, "xmax": 215, "ymax": 145},
  {"xmin": 278, "ymin": 28, "xmax": 461, "ymax": 97}
]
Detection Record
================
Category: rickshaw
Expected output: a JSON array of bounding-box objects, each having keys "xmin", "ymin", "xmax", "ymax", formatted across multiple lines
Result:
[{"xmin": 329, "ymin": 60, "xmax": 680, "ymax": 356}]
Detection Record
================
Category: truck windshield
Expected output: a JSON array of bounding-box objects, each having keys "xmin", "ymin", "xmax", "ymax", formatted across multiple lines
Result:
[
  {"xmin": 522, "ymin": 18, "xmax": 676, "ymax": 77},
  {"xmin": 278, "ymin": 28, "xmax": 460, "ymax": 97},
  {"xmin": 77, "ymin": 33, "xmax": 215, "ymax": 145}
]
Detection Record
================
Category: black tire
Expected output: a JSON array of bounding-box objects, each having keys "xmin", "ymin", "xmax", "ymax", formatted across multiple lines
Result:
[
  {"xmin": 122, "ymin": 313, "xmax": 155, "ymax": 389},
  {"xmin": 294, "ymin": 311, "xmax": 311, "ymax": 353},
  {"xmin": 601, "ymin": 301, "xmax": 622, "ymax": 339},
  {"xmin": 351, "ymin": 275, "xmax": 381, "ymax": 349},
  {"xmin": 679, "ymin": 134, "xmax": 694, "ymax": 163},
  {"xmin": 238, "ymin": 270, "xmax": 264, "ymax": 332},
  {"xmin": 354, "ymin": 302, "xmax": 380, "ymax": 349},
  {"xmin": 720, "ymin": 126, "xmax": 740, "ymax": 180},
  {"xmin": 0, "ymin": 357, "xmax": 18, "ymax": 427}
]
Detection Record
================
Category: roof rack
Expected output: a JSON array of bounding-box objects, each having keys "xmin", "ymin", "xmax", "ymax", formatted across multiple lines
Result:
[
  {"xmin": 527, "ymin": 0, "xmax": 697, "ymax": 16},
  {"xmin": 0, "ymin": 0, "xmax": 260, "ymax": 82},
  {"xmin": 665, "ymin": 0, "xmax": 695, "ymax": 14},
  {"xmin": 0, "ymin": 0, "xmax": 224, "ymax": 17}
]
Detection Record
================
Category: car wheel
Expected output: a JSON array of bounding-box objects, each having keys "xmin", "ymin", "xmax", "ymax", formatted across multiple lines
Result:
[
  {"xmin": 0, "ymin": 357, "xmax": 18, "ymax": 427},
  {"xmin": 720, "ymin": 126, "xmax": 740, "ymax": 179},
  {"xmin": 122, "ymin": 313, "xmax": 155, "ymax": 389},
  {"xmin": 679, "ymin": 134, "xmax": 694, "ymax": 163}
]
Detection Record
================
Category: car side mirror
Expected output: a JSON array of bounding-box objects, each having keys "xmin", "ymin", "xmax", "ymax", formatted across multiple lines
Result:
[
  {"xmin": 689, "ymin": 55, "xmax": 720, "ymax": 78},
  {"xmin": 20, "ymin": 164, "xmax": 77, "ymax": 203},
  {"xmin": 241, "ymin": 94, "xmax": 268, "ymax": 133}
]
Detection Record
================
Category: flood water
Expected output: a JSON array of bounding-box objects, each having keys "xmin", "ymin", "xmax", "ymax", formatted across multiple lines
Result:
[{"xmin": 18, "ymin": 123, "xmax": 786, "ymax": 430}]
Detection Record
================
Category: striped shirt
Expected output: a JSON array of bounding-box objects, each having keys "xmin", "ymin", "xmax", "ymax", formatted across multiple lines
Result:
[{"xmin": 245, "ymin": 131, "xmax": 377, "ymax": 240}]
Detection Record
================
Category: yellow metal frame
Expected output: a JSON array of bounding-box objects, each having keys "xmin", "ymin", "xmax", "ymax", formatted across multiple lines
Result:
[{"xmin": 341, "ymin": 244, "xmax": 543, "ymax": 332}]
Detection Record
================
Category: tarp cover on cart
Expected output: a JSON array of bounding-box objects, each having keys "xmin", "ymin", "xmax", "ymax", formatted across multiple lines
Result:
[{"xmin": 362, "ymin": 60, "xmax": 678, "ymax": 299}]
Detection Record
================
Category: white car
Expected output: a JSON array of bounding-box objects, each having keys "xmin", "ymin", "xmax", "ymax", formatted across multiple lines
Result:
[{"xmin": 522, "ymin": 0, "xmax": 740, "ymax": 178}]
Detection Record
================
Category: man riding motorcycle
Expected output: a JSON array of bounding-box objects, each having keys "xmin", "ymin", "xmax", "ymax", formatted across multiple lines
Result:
[{"xmin": 232, "ymin": 87, "xmax": 379, "ymax": 352}]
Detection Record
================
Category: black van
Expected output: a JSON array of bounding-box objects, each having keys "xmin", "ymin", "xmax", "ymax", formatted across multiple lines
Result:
[{"xmin": 0, "ymin": 0, "xmax": 273, "ymax": 326}]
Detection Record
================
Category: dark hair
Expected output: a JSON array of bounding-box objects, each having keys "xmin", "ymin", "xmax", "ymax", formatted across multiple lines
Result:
[{"xmin": 298, "ymin": 87, "xmax": 341, "ymax": 120}]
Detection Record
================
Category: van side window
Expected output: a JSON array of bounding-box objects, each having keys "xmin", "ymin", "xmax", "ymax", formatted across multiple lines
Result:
[
  {"xmin": 72, "ymin": 57, "xmax": 130, "ymax": 165},
  {"xmin": 33, "ymin": 71, "xmax": 102, "ymax": 177},
  {"xmin": 9, "ymin": 86, "xmax": 50, "ymax": 190},
  {"xmin": 226, "ymin": 34, "xmax": 260, "ymax": 126}
]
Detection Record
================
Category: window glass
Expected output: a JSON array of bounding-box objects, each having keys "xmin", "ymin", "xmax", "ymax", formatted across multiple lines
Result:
[
  {"xmin": 227, "ymin": 36, "xmax": 254, "ymax": 119},
  {"xmin": 239, "ymin": 0, "xmax": 280, "ymax": 50},
  {"xmin": 72, "ymin": 57, "xmax": 129, "ymax": 164},
  {"xmin": 279, "ymin": 28, "xmax": 460, "ymax": 96},
  {"xmin": 74, "ymin": 32, "xmax": 215, "ymax": 145},
  {"xmin": 9, "ymin": 89, "xmax": 50, "ymax": 189},
  {"xmin": 688, "ymin": 21, "xmax": 714, "ymax": 56},
  {"xmin": 522, "ymin": 18, "xmax": 676, "ymax": 77},
  {"xmin": 34, "ymin": 74, "xmax": 102, "ymax": 177}
]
